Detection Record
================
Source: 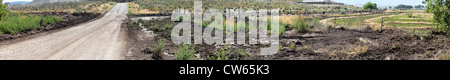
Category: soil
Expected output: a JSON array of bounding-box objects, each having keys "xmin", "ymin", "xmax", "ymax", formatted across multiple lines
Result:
[{"xmin": 126, "ymin": 15, "xmax": 450, "ymax": 60}]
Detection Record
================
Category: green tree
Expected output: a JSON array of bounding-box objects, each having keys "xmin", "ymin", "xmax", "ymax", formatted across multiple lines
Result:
[
  {"xmin": 363, "ymin": 2, "xmax": 378, "ymax": 10},
  {"xmin": 424, "ymin": 0, "xmax": 450, "ymax": 33},
  {"xmin": 0, "ymin": 0, "xmax": 8, "ymax": 21}
]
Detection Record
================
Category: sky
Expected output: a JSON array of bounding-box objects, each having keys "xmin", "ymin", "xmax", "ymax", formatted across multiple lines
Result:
[
  {"xmin": 3, "ymin": 0, "xmax": 33, "ymax": 3},
  {"xmin": 333, "ymin": 0, "xmax": 425, "ymax": 7}
]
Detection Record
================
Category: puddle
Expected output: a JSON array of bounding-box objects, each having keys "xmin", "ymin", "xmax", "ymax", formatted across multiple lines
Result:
[{"xmin": 130, "ymin": 16, "xmax": 170, "ymax": 21}]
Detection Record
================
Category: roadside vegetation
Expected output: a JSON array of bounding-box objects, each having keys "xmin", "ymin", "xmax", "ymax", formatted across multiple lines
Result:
[
  {"xmin": 0, "ymin": 0, "xmax": 63, "ymax": 35},
  {"xmin": 0, "ymin": 12, "xmax": 62, "ymax": 34},
  {"xmin": 8, "ymin": 0, "xmax": 116, "ymax": 13}
]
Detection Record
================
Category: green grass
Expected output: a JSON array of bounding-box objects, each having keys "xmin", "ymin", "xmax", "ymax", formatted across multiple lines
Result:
[
  {"xmin": 155, "ymin": 39, "xmax": 167, "ymax": 54},
  {"xmin": 0, "ymin": 14, "xmax": 62, "ymax": 34},
  {"xmin": 42, "ymin": 15, "xmax": 63, "ymax": 25},
  {"xmin": 373, "ymin": 13, "xmax": 434, "ymax": 23},
  {"xmin": 385, "ymin": 23, "xmax": 437, "ymax": 28},
  {"xmin": 333, "ymin": 13, "xmax": 399, "ymax": 26},
  {"xmin": 404, "ymin": 29, "xmax": 433, "ymax": 37}
]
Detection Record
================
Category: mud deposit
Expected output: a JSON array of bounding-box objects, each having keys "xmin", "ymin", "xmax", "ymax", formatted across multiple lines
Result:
[{"xmin": 126, "ymin": 17, "xmax": 449, "ymax": 60}]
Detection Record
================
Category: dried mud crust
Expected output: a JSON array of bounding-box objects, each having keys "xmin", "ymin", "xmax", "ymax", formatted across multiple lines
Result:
[
  {"xmin": 273, "ymin": 28, "xmax": 449, "ymax": 60},
  {"xmin": 0, "ymin": 12, "xmax": 101, "ymax": 41},
  {"xmin": 126, "ymin": 17, "xmax": 449, "ymax": 60}
]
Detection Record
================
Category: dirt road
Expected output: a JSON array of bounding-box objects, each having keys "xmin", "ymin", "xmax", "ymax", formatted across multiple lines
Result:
[{"xmin": 0, "ymin": 3, "xmax": 128, "ymax": 60}]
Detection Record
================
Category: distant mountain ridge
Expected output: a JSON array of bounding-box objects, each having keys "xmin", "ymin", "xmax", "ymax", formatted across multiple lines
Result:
[
  {"xmin": 28, "ymin": 0, "xmax": 84, "ymax": 5},
  {"xmin": 8, "ymin": 1, "xmax": 30, "ymax": 5}
]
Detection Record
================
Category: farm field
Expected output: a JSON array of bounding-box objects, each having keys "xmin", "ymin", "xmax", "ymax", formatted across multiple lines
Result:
[
  {"xmin": 0, "ymin": 0, "xmax": 448, "ymax": 60},
  {"xmin": 125, "ymin": 0, "xmax": 450, "ymax": 60}
]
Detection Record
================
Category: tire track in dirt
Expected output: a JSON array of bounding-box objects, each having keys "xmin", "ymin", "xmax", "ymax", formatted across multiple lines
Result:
[{"xmin": 0, "ymin": 3, "xmax": 129, "ymax": 60}]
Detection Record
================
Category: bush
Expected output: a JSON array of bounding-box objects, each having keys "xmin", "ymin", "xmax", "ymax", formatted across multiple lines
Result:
[
  {"xmin": 209, "ymin": 44, "xmax": 231, "ymax": 60},
  {"xmin": 152, "ymin": 39, "xmax": 167, "ymax": 60},
  {"xmin": 176, "ymin": 44, "xmax": 197, "ymax": 60},
  {"xmin": 293, "ymin": 16, "xmax": 309, "ymax": 32},
  {"xmin": 155, "ymin": 39, "xmax": 167, "ymax": 54}
]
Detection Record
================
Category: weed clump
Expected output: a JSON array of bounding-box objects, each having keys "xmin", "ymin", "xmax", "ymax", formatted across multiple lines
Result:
[
  {"xmin": 293, "ymin": 16, "xmax": 309, "ymax": 32},
  {"xmin": 209, "ymin": 44, "xmax": 232, "ymax": 60},
  {"xmin": 176, "ymin": 44, "xmax": 196, "ymax": 60},
  {"xmin": 153, "ymin": 39, "xmax": 167, "ymax": 60}
]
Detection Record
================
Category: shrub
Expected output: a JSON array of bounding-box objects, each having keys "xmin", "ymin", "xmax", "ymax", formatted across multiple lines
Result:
[
  {"xmin": 176, "ymin": 44, "xmax": 196, "ymax": 60},
  {"xmin": 209, "ymin": 44, "xmax": 231, "ymax": 60},
  {"xmin": 293, "ymin": 16, "xmax": 309, "ymax": 32},
  {"xmin": 128, "ymin": 21, "xmax": 140, "ymax": 30},
  {"xmin": 153, "ymin": 39, "xmax": 167, "ymax": 60}
]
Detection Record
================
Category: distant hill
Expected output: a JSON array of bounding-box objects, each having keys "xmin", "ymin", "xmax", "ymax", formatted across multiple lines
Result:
[
  {"xmin": 8, "ymin": 1, "xmax": 30, "ymax": 5},
  {"xmin": 28, "ymin": 0, "xmax": 84, "ymax": 5}
]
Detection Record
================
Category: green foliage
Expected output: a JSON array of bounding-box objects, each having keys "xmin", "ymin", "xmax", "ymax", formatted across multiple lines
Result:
[
  {"xmin": 236, "ymin": 49, "xmax": 250, "ymax": 60},
  {"xmin": 176, "ymin": 44, "xmax": 196, "ymax": 60},
  {"xmin": 128, "ymin": 21, "xmax": 140, "ymax": 30},
  {"xmin": 0, "ymin": 0, "xmax": 8, "ymax": 21},
  {"xmin": 155, "ymin": 39, "xmax": 167, "ymax": 54},
  {"xmin": 289, "ymin": 42, "xmax": 296, "ymax": 50},
  {"xmin": 363, "ymin": 2, "xmax": 378, "ymax": 10},
  {"xmin": 209, "ymin": 44, "xmax": 231, "ymax": 60},
  {"xmin": 310, "ymin": 18, "xmax": 321, "ymax": 26},
  {"xmin": 42, "ymin": 15, "xmax": 63, "ymax": 25},
  {"xmin": 0, "ymin": 14, "xmax": 62, "ymax": 34},
  {"xmin": 278, "ymin": 45, "xmax": 283, "ymax": 51},
  {"xmin": 279, "ymin": 24, "xmax": 285, "ymax": 35},
  {"xmin": 424, "ymin": 0, "xmax": 450, "ymax": 33},
  {"xmin": 293, "ymin": 16, "xmax": 309, "ymax": 32}
]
